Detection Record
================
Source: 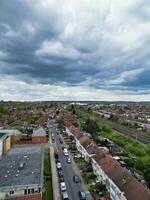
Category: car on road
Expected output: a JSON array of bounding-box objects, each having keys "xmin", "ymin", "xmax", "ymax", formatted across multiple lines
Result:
[
  {"xmin": 56, "ymin": 159, "xmax": 60, "ymax": 163},
  {"xmin": 66, "ymin": 157, "xmax": 71, "ymax": 163},
  {"xmin": 57, "ymin": 162, "xmax": 62, "ymax": 170},
  {"xmin": 60, "ymin": 182, "xmax": 66, "ymax": 191},
  {"xmin": 59, "ymin": 137, "xmax": 63, "ymax": 144},
  {"xmin": 63, "ymin": 148, "xmax": 69, "ymax": 156},
  {"xmin": 59, "ymin": 175, "xmax": 65, "ymax": 183},
  {"xmin": 62, "ymin": 191, "xmax": 69, "ymax": 200},
  {"xmin": 57, "ymin": 170, "xmax": 63, "ymax": 177},
  {"xmin": 79, "ymin": 191, "xmax": 86, "ymax": 200},
  {"xmin": 73, "ymin": 175, "xmax": 81, "ymax": 183},
  {"xmin": 52, "ymin": 137, "xmax": 55, "ymax": 143}
]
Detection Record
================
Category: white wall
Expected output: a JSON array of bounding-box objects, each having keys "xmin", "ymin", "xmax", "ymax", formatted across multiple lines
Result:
[{"xmin": 0, "ymin": 139, "xmax": 3, "ymax": 158}]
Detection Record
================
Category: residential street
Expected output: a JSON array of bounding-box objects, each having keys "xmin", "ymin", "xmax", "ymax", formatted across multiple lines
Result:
[{"xmin": 49, "ymin": 120, "xmax": 92, "ymax": 200}]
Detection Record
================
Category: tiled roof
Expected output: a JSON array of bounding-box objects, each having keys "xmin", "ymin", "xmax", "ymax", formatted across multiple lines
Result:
[
  {"xmin": 68, "ymin": 126, "xmax": 82, "ymax": 139},
  {"xmin": 122, "ymin": 176, "xmax": 150, "ymax": 200},
  {"xmin": 79, "ymin": 136, "xmax": 91, "ymax": 148},
  {"xmin": 107, "ymin": 162, "xmax": 150, "ymax": 200},
  {"xmin": 98, "ymin": 155, "xmax": 116, "ymax": 174}
]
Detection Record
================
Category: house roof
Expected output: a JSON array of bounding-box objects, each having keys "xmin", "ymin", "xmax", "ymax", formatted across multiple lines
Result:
[
  {"xmin": 98, "ymin": 155, "xmax": 116, "ymax": 174},
  {"xmin": 103, "ymin": 157, "xmax": 150, "ymax": 200},
  {"xmin": 107, "ymin": 163, "xmax": 150, "ymax": 200},
  {"xmin": 32, "ymin": 127, "xmax": 46, "ymax": 137},
  {"xmin": 92, "ymin": 147, "xmax": 106, "ymax": 162},
  {"xmin": 122, "ymin": 176, "xmax": 150, "ymax": 200},
  {"xmin": 68, "ymin": 126, "xmax": 82, "ymax": 139},
  {"xmin": 86, "ymin": 143, "xmax": 98, "ymax": 155},
  {"xmin": 0, "ymin": 146, "xmax": 44, "ymax": 189},
  {"xmin": 79, "ymin": 136, "xmax": 91, "ymax": 148}
]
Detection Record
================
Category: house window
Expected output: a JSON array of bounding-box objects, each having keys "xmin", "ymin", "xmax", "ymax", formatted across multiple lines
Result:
[
  {"xmin": 31, "ymin": 188, "xmax": 34, "ymax": 194},
  {"xmin": 10, "ymin": 190, "xmax": 14, "ymax": 195},
  {"xmin": 24, "ymin": 189, "xmax": 27, "ymax": 195},
  {"xmin": 28, "ymin": 189, "xmax": 30, "ymax": 194}
]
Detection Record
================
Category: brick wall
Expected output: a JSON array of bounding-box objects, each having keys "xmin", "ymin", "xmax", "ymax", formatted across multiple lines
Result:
[
  {"xmin": 32, "ymin": 136, "xmax": 47, "ymax": 144},
  {"xmin": 7, "ymin": 194, "xmax": 42, "ymax": 200}
]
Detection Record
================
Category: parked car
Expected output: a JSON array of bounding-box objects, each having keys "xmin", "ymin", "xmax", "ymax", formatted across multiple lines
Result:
[
  {"xmin": 62, "ymin": 191, "xmax": 69, "ymax": 200},
  {"xmin": 57, "ymin": 162, "xmax": 62, "ymax": 170},
  {"xmin": 63, "ymin": 148, "xmax": 69, "ymax": 156},
  {"xmin": 99, "ymin": 197, "xmax": 108, "ymax": 200},
  {"xmin": 60, "ymin": 182, "xmax": 66, "ymax": 191},
  {"xmin": 56, "ymin": 159, "xmax": 60, "ymax": 163},
  {"xmin": 52, "ymin": 137, "xmax": 55, "ymax": 143},
  {"xmin": 80, "ymin": 166, "xmax": 93, "ymax": 172},
  {"xmin": 73, "ymin": 175, "xmax": 81, "ymax": 183},
  {"xmin": 66, "ymin": 157, "xmax": 71, "ymax": 163},
  {"xmin": 59, "ymin": 175, "xmax": 65, "ymax": 183},
  {"xmin": 59, "ymin": 137, "xmax": 63, "ymax": 144},
  {"xmin": 58, "ymin": 170, "xmax": 63, "ymax": 177},
  {"xmin": 79, "ymin": 191, "xmax": 86, "ymax": 200}
]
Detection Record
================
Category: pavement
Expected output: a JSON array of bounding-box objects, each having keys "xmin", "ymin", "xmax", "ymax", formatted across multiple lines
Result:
[{"xmin": 49, "ymin": 129, "xmax": 61, "ymax": 200}]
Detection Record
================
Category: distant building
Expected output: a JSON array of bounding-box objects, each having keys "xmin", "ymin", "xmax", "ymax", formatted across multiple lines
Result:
[
  {"xmin": 32, "ymin": 127, "xmax": 47, "ymax": 144},
  {"xmin": 0, "ymin": 146, "xmax": 44, "ymax": 200}
]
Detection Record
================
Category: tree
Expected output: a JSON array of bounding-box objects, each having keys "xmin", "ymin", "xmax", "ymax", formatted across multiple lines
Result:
[
  {"xmin": 143, "ymin": 161, "xmax": 150, "ymax": 187},
  {"xmin": 0, "ymin": 103, "xmax": 5, "ymax": 117},
  {"xmin": 57, "ymin": 116, "xmax": 64, "ymax": 128},
  {"xmin": 83, "ymin": 118, "xmax": 99, "ymax": 134},
  {"xmin": 72, "ymin": 109, "xmax": 76, "ymax": 115}
]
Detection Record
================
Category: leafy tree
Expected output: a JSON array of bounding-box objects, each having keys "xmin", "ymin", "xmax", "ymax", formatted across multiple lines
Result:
[
  {"xmin": 57, "ymin": 116, "xmax": 64, "ymax": 128},
  {"xmin": 83, "ymin": 118, "xmax": 99, "ymax": 134},
  {"xmin": 72, "ymin": 109, "xmax": 76, "ymax": 115},
  {"xmin": 143, "ymin": 161, "xmax": 150, "ymax": 187},
  {"xmin": 0, "ymin": 103, "xmax": 5, "ymax": 117}
]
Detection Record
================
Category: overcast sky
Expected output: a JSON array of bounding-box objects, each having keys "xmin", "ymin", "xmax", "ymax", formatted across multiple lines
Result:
[{"xmin": 0, "ymin": 0, "xmax": 150, "ymax": 101}]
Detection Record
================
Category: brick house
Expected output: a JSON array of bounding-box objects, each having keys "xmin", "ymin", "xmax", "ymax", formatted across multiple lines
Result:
[{"xmin": 32, "ymin": 127, "xmax": 47, "ymax": 144}]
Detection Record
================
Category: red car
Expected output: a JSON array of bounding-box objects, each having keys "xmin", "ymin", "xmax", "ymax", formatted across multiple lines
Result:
[{"xmin": 100, "ymin": 197, "xmax": 107, "ymax": 200}]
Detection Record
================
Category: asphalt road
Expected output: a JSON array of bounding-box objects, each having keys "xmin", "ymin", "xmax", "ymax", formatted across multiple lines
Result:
[{"xmin": 50, "ymin": 120, "xmax": 85, "ymax": 200}]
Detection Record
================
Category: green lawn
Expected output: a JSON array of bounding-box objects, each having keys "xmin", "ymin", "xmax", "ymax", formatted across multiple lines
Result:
[
  {"xmin": 43, "ymin": 148, "xmax": 53, "ymax": 200},
  {"xmin": 74, "ymin": 157, "xmax": 87, "ymax": 168}
]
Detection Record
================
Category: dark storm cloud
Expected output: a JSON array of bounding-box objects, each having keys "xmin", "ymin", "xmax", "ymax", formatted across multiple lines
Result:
[{"xmin": 0, "ymin": 0, "xmax": 150, "ymax": 96}]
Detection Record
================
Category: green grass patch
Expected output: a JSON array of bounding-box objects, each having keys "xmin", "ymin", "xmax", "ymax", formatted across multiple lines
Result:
[
  {"xmin": 74, "ymin": 157, "xmax": 87, "ymax": 168},
  {"xmin": 43, "ymin": 148, "xmax": 53, "ymax": 200}
]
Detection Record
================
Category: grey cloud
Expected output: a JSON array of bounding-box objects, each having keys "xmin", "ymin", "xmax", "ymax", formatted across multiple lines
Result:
[{"xmin": 0, "ymin": 0, "xmax": 150, "ymax": 99}]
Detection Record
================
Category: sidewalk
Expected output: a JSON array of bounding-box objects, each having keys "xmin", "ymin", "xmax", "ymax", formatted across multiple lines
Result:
[{"xmin": 49, "ymin": 132, "xmax": 61, "ymax": 200}]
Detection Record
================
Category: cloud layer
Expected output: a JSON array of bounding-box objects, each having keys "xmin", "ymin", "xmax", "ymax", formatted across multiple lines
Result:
[{"xmin": 0, "ymin": 0, "xmax": 150, "ymax": 101}]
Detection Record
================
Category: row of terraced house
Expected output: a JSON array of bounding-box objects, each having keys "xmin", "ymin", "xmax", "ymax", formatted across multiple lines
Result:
[{"xmin": 66, "ymin": 125, "xmax": 150, "ymax": 200}]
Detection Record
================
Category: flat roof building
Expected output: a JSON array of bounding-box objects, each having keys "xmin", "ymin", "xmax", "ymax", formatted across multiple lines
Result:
[{"xmin": 0, "ymin": 145, "xmax": 44, "ymax": 200}]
